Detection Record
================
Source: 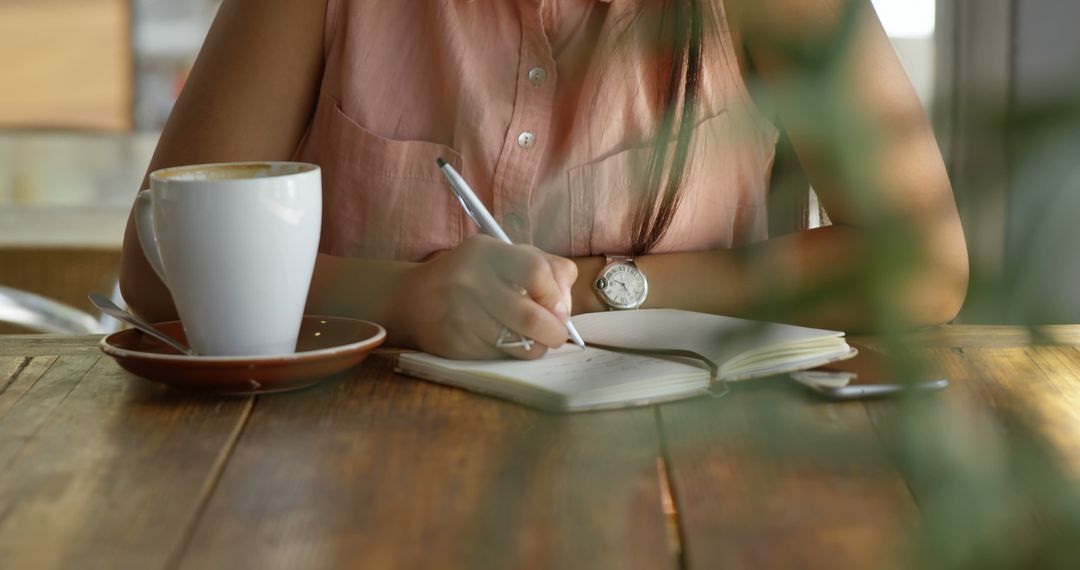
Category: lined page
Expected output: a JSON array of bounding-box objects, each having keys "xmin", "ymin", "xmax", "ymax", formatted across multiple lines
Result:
[
  {"xmin": 400, "ymin": 345, "xmax": 706, "ymax": 396},
  {"xmin": 398, "ymin": 310, "xmax": 851, "ymax": 410}
]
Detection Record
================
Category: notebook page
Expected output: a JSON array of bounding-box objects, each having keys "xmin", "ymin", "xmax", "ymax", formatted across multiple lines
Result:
[
  {"xmin": 400, "ymin": 345, "xmax": 706, "ymax": 398},
  {"xmin": 571, "ymin": 309, "xmax": 844, "ymax": 369}
]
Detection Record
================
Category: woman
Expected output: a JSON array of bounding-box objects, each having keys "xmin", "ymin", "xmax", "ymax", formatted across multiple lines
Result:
[{"xmin": 119, "ymin": 0, "xmax": 968, "ymax": 359}]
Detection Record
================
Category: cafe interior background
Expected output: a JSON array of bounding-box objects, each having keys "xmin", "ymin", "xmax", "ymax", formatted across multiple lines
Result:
[
  {"xmin": 3, "ymin": 0, "xmax": 1080, "ymax": 331},
  {"xmin": 2, "ymin": 0, "xmax": 1080, "ymax": 564}
]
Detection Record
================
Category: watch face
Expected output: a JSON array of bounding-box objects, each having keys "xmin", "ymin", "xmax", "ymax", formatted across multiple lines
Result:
[{"xmin": 596, "ymin": 262, "xmax": 647, "ymax": 309}]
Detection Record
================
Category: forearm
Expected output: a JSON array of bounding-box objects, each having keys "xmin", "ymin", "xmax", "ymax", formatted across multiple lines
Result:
[
  {"xmin": 305, "ymin": 253, "xmax": 419, "ymax": 346},
  {"xmin": 571, "ymin": 224, "xmax": 967, "ymax": 332},
  {"xmin": 638, "ymin": 226, "xmax": 867, "ymax": 330}
]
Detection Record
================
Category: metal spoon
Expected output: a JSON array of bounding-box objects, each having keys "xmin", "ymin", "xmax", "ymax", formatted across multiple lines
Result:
[{"xmin": 88, "ymin": 293, "xmax": 195, "ymax": 356}]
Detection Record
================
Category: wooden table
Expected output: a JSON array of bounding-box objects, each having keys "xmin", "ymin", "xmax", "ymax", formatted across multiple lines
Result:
[{"xmin": 2, "ymin": 327, "xmax": 1080, "ymax": 569}]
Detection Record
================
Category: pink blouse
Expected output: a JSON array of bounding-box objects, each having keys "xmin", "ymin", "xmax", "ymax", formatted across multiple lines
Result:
[{"xmin": 295, "ymin": 0, "xmax": 779, "ymax": 261}]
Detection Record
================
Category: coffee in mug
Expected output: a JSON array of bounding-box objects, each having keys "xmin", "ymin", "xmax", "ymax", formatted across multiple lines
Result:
[{"xmin": 135, "ymin": 162, "xmax": 322, "ymax": 356}]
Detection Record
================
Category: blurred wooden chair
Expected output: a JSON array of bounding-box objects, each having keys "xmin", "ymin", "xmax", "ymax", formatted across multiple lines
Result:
[
  {"xmin": 0, "ymin": 285, "xmax": 102, "ymax": 334},
  {"xmin": 0, "ymin": 280, "xmax": 123, "ymax": 335},
  {"xmin": 0, "ymin": 246, "xmax": 124, "ymax": 334}
]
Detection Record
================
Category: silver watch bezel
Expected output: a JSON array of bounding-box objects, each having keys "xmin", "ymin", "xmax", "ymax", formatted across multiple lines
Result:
[{"xmin": 593, "ymin": 259, "xmax": 648, "ymax": 310}]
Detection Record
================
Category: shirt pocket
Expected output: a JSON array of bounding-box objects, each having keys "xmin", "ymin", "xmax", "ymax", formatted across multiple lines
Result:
[
  {"xmin": 567, "ymin": 109, "xmax": 768, "ymax": 257},
  {"xmin": 301, "ymin": 95, "xmax": 463, "ymax": 261}
]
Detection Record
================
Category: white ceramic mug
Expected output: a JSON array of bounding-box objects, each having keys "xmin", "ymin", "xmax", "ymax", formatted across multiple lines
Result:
[{"xmin": 135, "ymin": 162, "xmax": 322, "ymax": 356}]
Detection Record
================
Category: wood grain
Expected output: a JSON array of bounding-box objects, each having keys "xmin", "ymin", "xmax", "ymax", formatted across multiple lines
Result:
[
  {"xmin": 859, "ymin": 343, "xmax": 1080, "ymax": 474},
  {"xmin": 0, "ymin": 356, "xmax": 57, "ymax": 418},
  {"xmin": 857, "ymin": 344, "xmax": 1080, "ymax": 564},
  {"xmin": 0, "ymin": 335, "xmax": 103, "ymax": 356},
  {"xmin": 659, "ymin": 378, "xmax": 918, "ymax": 569},
  {"xmin": 177, "ymin": 355, "xmax": 674, "ymax": 570},
  {"xmin": 0, "ymin": 354, "xmax": 100, "ymax": 469},
  {"xmin": 0, "ymin": 327, "xmax": 1077, "ymax": 568},
  {"xmin": 908, "ymin": 346, "xmax": 1080, "ymax": 475},
  {"xmin": 0, "ymin": 357, "xmax": 30, "ymax": 393},
  {"xmin": 876, "ymin": 325, "xmax": 1080, "ymax": 348},
  {"xmin": 0, "ymin": 355, "xmax": 252, "ymax": 569}
]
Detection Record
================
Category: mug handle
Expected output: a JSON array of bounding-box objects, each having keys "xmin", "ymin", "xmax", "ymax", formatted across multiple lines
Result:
[{"xmin": 134, "ymin": 190, "xmax": 169, "ymax": 286}]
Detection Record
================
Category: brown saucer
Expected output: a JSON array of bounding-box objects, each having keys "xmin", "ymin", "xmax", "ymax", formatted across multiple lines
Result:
[{"xmin": 100, "ymin": 316, "xmax": 386, "ymax": 395}]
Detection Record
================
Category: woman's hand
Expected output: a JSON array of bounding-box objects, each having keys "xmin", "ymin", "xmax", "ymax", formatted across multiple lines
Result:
[{"xmin": 389, "ymin": 235, "xmax": 578, "ymax": 360}]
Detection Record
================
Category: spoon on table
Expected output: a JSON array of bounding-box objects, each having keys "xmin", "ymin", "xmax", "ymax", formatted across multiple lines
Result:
[{"xmin": 88, "ymin": 293, "xmax": 196, "ymax": 356}]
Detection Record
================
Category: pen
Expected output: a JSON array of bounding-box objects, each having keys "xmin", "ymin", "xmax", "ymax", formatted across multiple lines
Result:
[{"xmin": 436, "ymin": 157, "xmax": 587, "ymax": 349}]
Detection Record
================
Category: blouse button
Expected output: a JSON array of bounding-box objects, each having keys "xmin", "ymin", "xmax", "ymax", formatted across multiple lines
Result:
[
  {"xmin": 517, "ymin": 131, "xmax": 535, "ymax": 149},
  {"xmin": 528, "ymin": 67, "xmax": 547, "ymax": 86},
  {"xmin": 504, "ymin": 212, "xmax": 525, "ymax": 232}
]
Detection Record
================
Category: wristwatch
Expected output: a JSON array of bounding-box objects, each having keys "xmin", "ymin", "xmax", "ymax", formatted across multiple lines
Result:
[{"xmin": 593, "ymin": 255, "xmax": 648, "ymax": 310}]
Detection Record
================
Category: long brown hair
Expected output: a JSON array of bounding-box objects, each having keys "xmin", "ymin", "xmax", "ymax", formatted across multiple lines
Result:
[{"xmin": 630, "ymin": 0, "xmax": 704, "ymax": 256}]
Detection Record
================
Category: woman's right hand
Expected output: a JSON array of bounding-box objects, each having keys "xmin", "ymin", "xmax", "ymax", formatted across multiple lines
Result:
[{"xmin": 389, "ymin": 235, "xmax": 578, "ymax": 360}]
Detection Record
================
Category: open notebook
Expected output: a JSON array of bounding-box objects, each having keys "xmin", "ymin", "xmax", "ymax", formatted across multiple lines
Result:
[{"xmin": 397, "ymin": 309, "xmax": 856, "ymax": 412}]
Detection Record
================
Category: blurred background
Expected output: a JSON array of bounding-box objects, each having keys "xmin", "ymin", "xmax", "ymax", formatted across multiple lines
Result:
[{"xmin": 0, "ymin": 0, "xmax": 1077, "ymax": 329}]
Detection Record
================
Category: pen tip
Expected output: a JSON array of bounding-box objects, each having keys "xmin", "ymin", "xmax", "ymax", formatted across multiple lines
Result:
[{"xmin": 436, "ymin": 157, "xmax": 447, "ymax": 168}]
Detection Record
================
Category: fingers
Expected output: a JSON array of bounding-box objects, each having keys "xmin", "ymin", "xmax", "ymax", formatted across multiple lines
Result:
[
  {"xmin": 486, "ymin": 243, "xmax": 569, "ymax": 318},
  {"xmin": 494, "ymin": 333, "xmax": 549, "ymax": 360},
  {"xmin": 476, "ymin": 306, "xmax": 550, "ymax": 360},
  {"xmin": 414, "ymin": 235, "xmax": 574, "ymax": 360},
  {"xmin": 477, "ymin": 276, "xmax": 569, "ymax": 349},
  {"xmin": 433, "ymin": 308, "xmax": 549, "ymax": 361},
  {"xmin": 542, "ymin": 252, "xmax": 577, "ymax": 313}
]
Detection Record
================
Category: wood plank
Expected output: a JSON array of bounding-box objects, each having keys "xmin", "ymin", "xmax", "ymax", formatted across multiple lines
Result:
[
  {"xmin": 0, "ymin": 354, "xmax": 100, "ymax": 469},
  {"xmin": 905, "ymin": 346, "xmax": 1080, "ymax": 476},
  {"xmin": 856, "ymin": 346, "xmax": 1026, "ymax": 565},
  {"xmin": 177, "ymin": 355, "xmax": 673, "ymax": 570},
  {"xmin": 0, "ymin": 335, "xmax": 103, "ymax": 357},
  {"xmin": 0, "ymin": 356, "xmax": 252, "ymax": 569},
  {"xmin": 0, "ymin": 356, "xmax": 57, "ymax": 418},
  {"xmin": 0, "ymin": 357, "xmax": 29, "ymax": 392},
  {"xmin": 0, "ymin": 246, "xmax": 122, "ymax": 335},
  {"xmin": 877, "ymin": 325, "xmax": 1080, "ymax": 348},
  {"xmin": 896, "ymin": 345, "xmax": 1080, "ymax": 463},
  {"xmin": 0, "ymin": 357, "xmax": 25, "ymax": 377},
  {"xmin": 858, "ymin": 344, "xmax": 1080, "ymax": 563},
  {"xmin": 659, "ymin": 378, "xmax": 918, "ymax": 569}
]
